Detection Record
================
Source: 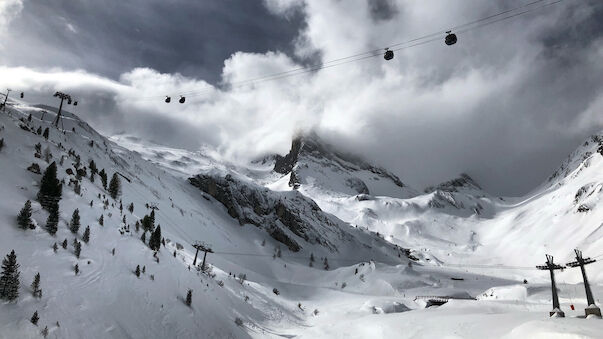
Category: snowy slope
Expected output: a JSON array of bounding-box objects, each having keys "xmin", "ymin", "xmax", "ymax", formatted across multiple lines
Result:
[
  {"xmin": 0, "ymin": 100, "xmax": 411, "ymax": 339},
  {"xmin": 3, "ymin": 97, "xmax": 601, "ymax": 339}
]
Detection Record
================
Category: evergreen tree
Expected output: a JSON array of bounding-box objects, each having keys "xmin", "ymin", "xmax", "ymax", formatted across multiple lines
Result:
[
  {"xmin": 0, "ymin": 250, "xmax": 20, "ymax": 301},
  {"xmin": 108, "ymin": 173, "xmax": 121, "ymax": 199},
  {"xmin": 82, "ymin": 226, "xmax": 90, "ymax": 244},
  {"xmin": 61, "ymin": 239, "xmax": 68, "ymax": 249},
  {"xmin": 37, "ymin": 162, "xmax": 62, "ymax": 210},
  {"xmin": 42, "ymin": 127, "xmax": 49, "ymax": 140},
  {"xmin": 69, "ymin": 209, "xmax": 81, "ymax": 234},
  {"xmin": 149, "ymin": 225, "xmax": 162, "ymax": 251},
  {"xmin": 186, "ymin": 289, "xmax": 192, "ymax": 306},
  {"xmin": 99, "ymin": 169, "xmax": 108, "ymax": 190},
  {"xmin": 141, "ymin": 232, "xmax": 146, "ymax": 244},
  {"xmin": 17, "ymin": 200, "xmax": 33, "ymax": 230},
  {"xmin": 88, "ymin": 160, "xmax": 97, "ymax": 176},
  {"xmin": 128, "ymin": 202, "xmax": 134, "ymax": 214},
  {"xmin": 31, "ymin": 311, "xmax": 39, "ymax": 325},
  {"xmin": 135, "ymin": 265, "xmax": 140, "ymax": 278},
  {"xmin": 45, "ymin": 204, "xmax": 59, "ymax": 235},
  {"xmin": 52, "ymin": 242, "xmax": 58, "ymax": 253},
  {"xmin": 74, "ymin": 264, "xmax": 79, "ymax": 275},
  {"xmin": 73, "ymin": 239, "xmax": 81, "ymax": 259},
  {"xmin": 31, "ymin": 272, "xmax": 41, "ymax": 298},
  {"xmin": 36, "ymin": 126, "xmax": 42, "ymax": 135},
  {"xmin": 98, "ymin": 214, "xmax": 104, "ymax": 226},
  {"xmin": 323, "ymin": 258, "xmax": 329, "ymax": 270},
  {"xmin": 41, "ymin": 326, "xmax": 49, "ymax": 338},
  {"xmin": 27, "ymin": 113, "xmax": 32, "ymax": 122}
]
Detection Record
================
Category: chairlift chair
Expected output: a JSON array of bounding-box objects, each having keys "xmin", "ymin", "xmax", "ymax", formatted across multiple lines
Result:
[
  {"xmin": 165, "ymin": 96, "xmax": 171, "ymax": 103},
  {"xmin": 179, "ymin": 96, "xmax": 185, "ymax": 104}
]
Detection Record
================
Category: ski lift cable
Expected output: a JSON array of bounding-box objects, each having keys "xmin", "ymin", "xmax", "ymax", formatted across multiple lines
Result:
[
  {"xmin": 176, "ymin": 0, "xmax": 560, "ymax": 97},
  {"xmin": 134, "ymin": 0, "xmax": 571, "ymax": 101}
]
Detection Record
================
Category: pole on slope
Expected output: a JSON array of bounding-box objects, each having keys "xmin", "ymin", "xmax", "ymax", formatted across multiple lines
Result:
[
  {"xmin": 1, "ymin": 89, "xmax": 11, "ymax": 112},
  {"xmin": 52, "ymin": 91, "xmax": 75, "ymax": 128},
  {"xmin": 536, "ymin": 254, "xmax": 566, "ymax": 317},
  {"xmin": 192, "ymin": 242, "xmax": 213, "ymax": 271},
  {"xmin": 566, "ymin": 249, "xmax": 601, "ymax": 318}
]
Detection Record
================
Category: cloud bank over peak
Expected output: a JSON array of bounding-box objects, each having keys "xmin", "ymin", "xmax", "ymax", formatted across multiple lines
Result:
[{"xmin": 1, "ymin": 0, "xmax": 603, "ymax": 196}]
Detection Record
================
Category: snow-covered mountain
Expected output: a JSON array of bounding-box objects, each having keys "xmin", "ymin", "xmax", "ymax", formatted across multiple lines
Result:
[
  {"xmin": 269, "ymin": 133, "xmax": 417, "ymax": 199},
  {"xmin": 2, "ymin": 99, "xmax": 602, "ymax": 339}
]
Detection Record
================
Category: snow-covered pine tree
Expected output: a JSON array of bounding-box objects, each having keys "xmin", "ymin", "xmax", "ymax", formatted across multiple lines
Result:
[
  {"xmin": 73, "ymin": 239, "xmax": 81, "ymax": 258},
  {"xmin": 149, "ymin": 225, "xmax": 162, "ymax": 251},
  {"xmin": 45, "ymin": 204, "xmax": 59, "ymax": 235},
  {"xmin": 141, "ymin": 232, "xmax": 146, "ymax": 244},
  {"xmin": 0, "ymin": 250, "xmax": 20, "ymax": 301},
  {"xmin": 17, "ymin": 200, "xmax": 33, "ymax": 229},
  {"xmin": 31, "ymin": 311, "xmax": 39, "ymax": 325},
  {"xmin": 99, "ymin": 214, "xmax": 104, "ymax": 226},
  {"xmin": 323, "ymin": 258, "xmax": 329, "ymax": 270},
  {"xmin": 37, "ymin": 162, "xmax": 62, "ymax": 211},
  {"xmin": 109, "ymin": 173, "xmax": 121, "ymax": 199},
  {"xmin": 82, "ymin": 226, "xmax": 90, "ymax": 244},
  {"xmin": 135, "ymin": 265, "xmax": 140, "ymax": 278},
  {"xmin": 128, "ymin": 202, "xmax": 134, "ymax": 214},
  {"xmin": 99, "ymin": 169, "xmax": 107, "ymax": 190},
  {"xmin": 186, "ymin": 289, "xmax": 192, "ymax": 306},
  {"xmin": 42, "ymin": 127, "xmax": 49, "ymax": 140},
  {"xmin": 61, "ymin": 239, "xmax": 68, "ymax": 249},
  {"xmin": 52, "ymin": 242, "xmax": 58, "ymax": 253},
  {"xmin": 69, "ymin": 209, "xmax": 81, "ymax": 234},
  {"xmin": 88, "ymin": 160, "xmax": 97, "ymax": 177},
  {"xmin": 31, "ymin": 272, "xmax": 41, "ymax": 298},
  {"xmin": 74, "ymin": 264, "xmax": 79, "ymax": 275},
  {"xmin": 41, "ymin": 326, "xmax": 48, "ymax": 338}
]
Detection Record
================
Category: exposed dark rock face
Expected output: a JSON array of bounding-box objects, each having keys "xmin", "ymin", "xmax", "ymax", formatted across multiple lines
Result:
[
  {"xmin": 274, "ymin": 137, "xmax": 303, "ymax": 174},
  {"xmin": 424, "ymin": 173, "xmax": 481, "ymax": 193},
  {"xmin": 272, "ymin": 133, "xmax": 411, "ymax": 195},
  {"xmin": 189, "ymin": 173, "xmax": 347, "ymax": 252},
  {"xmin": 346, "ymin": 177, "xmax": 370, "ymax": 195}
]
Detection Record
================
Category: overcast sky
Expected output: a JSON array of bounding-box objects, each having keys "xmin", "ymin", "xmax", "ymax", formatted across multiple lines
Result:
[{"xmin": 1, "ymin": 0, "xmax": 602, "ymax": 196}]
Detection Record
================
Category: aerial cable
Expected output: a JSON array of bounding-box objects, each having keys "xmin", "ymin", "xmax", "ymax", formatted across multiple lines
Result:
[{"xmin": 130, "ymin": 0, "xmax": 570, "ymax": 102}]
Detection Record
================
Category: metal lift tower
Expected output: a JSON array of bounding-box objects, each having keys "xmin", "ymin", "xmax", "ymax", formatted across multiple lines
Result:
[
  {"xmin": 536, "ymin": 254, "xmax": 566, "ymax": 317},
  {"xmin": 566, "ymin": 249, "xmax": 601, "ymax": 317}
]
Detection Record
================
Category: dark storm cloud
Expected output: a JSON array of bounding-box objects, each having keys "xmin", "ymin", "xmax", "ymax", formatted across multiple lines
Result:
[
  {"xmin": 367, "ymin": 0, "xmax": 399, "ymax": 22},
  {"xmin": 3, "ymin": 0, "xmax": 304, "ymax": 83}
]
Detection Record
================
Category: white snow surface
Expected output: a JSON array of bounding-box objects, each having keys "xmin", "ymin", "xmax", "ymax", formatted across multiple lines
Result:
[{"xmin": 0, "ymin": 100, "xmax": 602, "ymax": 338}]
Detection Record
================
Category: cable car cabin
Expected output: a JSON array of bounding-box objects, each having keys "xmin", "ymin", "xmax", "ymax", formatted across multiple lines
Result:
[
  {"xmin": 384, "ymin": 49, "xmax": 394, "ymax": 61},
  {"xmin": 20, "ymin": 92, "xmax": 24, "ymax": 98},
  {"xmin": 445, "ymin": 31, "xmax": 457, "ymax": 46},
  {"xmin": 179, "ymin": 96, "xmax": 185, "ymax": 104},
  {"xmin": 165, "ymin": 96, "xmax": 171, "ymax": 103}
]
